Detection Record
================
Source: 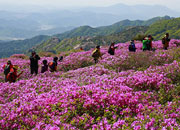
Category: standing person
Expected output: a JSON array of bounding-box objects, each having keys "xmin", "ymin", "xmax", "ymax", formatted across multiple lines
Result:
[
  {"xmin": 3, "ymin": 60, "xmax": 13, "ymax": 82},
  {"xmin": 6, "ymin": 65, "xmax": 23, "ymax": 83},
  {"xmin": 49, "ymin": 57, "xmax": 58, "ymax": 72},
  {"xmin": 142, "ymin": 37, "xmax": 150, "ymax": 51},
  {"xmin": 129, "ymin": 40, "xmax": 136, "ymax": 52},
  {"xmin": 41, "ymin": 60, "xmax": 48, "ymax": 73},
  {"xmin": 92, "ymin": 45, "xmax": 102, "ymax": 63},
  {"xmin": 148, "ymin": 35, "xmax": 154, "ymax": 50},
  {"xmin": 29, "ymin": 51, "xmax": 40, "ymax": 75},
  {"xmin": 108, "ymin": 42, "xmax": 118, "ymax": 55},
  {"xmin": 162, "ymin": 33, "xmax": 171, "ymax": 50}
]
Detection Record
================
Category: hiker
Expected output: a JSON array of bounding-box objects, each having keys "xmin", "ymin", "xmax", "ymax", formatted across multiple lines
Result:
[
  {"xmin": 6, "ymin": 65, "xmax": 23, "ymax": 83},
  {"xmin": 92, "ymin": 45, "xmax": 102, "ymax": 63},
  {"xmin": 142, "ymin": 37, "xmax": 151, "ymax": 51},
  {"xmin": 29, "ymin": 51, "xmax": 40, "ymax": 75},
  {"xmin": 59, "ymin": 56, "xmax": 63, "ymax": 62},
  {"xmin": 80, "ymin": 47, "xmax": 83, "ymax": 51},
  {"xmin": 41, "ymin": 60, "xmax": 48, "ymax": 73},
  {"xmin": 108, "ymin": 42, "xmax": 118, "ymax": 55},
  {"xmin": 49, "ymin": 57, "xmax": 58, "ymax": 72},
  {"xmin": 147, "ymin": 35, "xmax": 154, "ymax": 50},
  {"xmin": 3, "ymin": 60, "xmax": 13, "ymax": 82},
  {"xmin": 162, "ymin": 33, "xmax": 171, "ymax": 50},
  {"xmin": 129, "ymin": 40, "xmax": 136, "ymax": 52}
]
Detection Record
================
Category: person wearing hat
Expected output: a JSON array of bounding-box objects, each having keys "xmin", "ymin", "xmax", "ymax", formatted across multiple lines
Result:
[
  {"xmin": 3, "ymin": 60, "xmax": 13, "ymax": 82},
  {"xmin": 92, "ymin": 45, "xmax": 102, "ymax": 63},
  {"xmin": 29, "ymin": 51, "xmax": 40, "ymax": 75},
  {"xmin": 162, "ymin": 33, "xmax": 171, "ymax": 50},
  {"xmin": 6, "ymin": 65, "xmax": 24, "ymax": 83}
]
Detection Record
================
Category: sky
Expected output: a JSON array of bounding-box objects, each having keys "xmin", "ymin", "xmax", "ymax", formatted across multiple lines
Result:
[{"xmin": 0, "ymin": 0, "xmax": 180, "ymax": 12}]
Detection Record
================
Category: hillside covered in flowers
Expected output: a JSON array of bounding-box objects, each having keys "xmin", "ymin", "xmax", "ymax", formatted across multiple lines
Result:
[{"xmin": 0, "ymin": 40, "xmax": 180, "ymax": 130}]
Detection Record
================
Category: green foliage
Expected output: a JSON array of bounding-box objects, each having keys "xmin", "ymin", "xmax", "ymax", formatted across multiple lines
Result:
[
  {"xmin": 133, "ymin": 34, "xmax": 147, "ymax": 41},
  {"xmin": 104, "ymin": 51, "xmax": 173, "ymax": 72},
  {"xmin": 146, "ymin": 17, "xmax": 180, "ymax": 40}
]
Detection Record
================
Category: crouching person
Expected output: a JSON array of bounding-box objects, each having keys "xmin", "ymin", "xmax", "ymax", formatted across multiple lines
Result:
[
  {"xmin": 49, "ymin": 57, "xmax": 58, "ymax": 72},
  {"xmin": 7, "ymin": 65, "xmax": 23, "ymax": 83},
  {"xmin": 41, "ymin": 60, "xmax": 48, "ymax": 73},
  {"xmin": 3, "ymin": 60, "xmax": 13, "ymax": 82}
]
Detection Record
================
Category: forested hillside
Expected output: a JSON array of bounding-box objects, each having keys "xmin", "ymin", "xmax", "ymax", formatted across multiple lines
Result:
[
  {"xmin": 146, "ymin": 18, "xmax": 180, "ymax": 39},
  {"xmin": 34, "ymin": 26, "xmax": 148, "ymax": 53},
  {"xmin": 55, "ymin": 16, "xmax": 171, "ymax": 39},
  {"xmin": 0, "ymin": 35, "xmax": 49, "ymax": 58}
]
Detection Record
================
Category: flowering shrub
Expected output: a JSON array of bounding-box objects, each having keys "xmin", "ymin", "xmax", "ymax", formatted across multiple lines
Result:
[
  {"xmin": 0, "ymin": 40, "xmax": 180, "ymax": 129},
  {"xmin": 10, "ymin": 54, "xmax": 28, "ymax": 59}
]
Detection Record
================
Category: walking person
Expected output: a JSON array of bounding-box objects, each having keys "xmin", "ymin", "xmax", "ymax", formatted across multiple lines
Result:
[
  {"xmin": 92, "ymin": 45, "xmax": 102, "ymax": 63},
  {"xmin": 162, "ymin": 33, "xmax": 171, "ymax": 50},
  {"xmin": 29, "ymin": 51, "xmax": 40, "ymax": 75}
]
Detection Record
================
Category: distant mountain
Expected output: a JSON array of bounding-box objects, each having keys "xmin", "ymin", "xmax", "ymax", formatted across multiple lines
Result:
[
  {"xmin": 0, "ymin": 3, "xmax": 179, "ymax": 40},
  {"xmin": 0, "ymin": 35, "xmax": 49, "ymax": 58},
  {"xmin": 0, "ymin": 16, "xmax": 177, "ymax": 58},
  {"xmin": 146, "ymin": 17, "xmax": 180, "ymax": 39},
  {"xmin": 55, "ymin": 16, "xmax": 171, "ymax": 39}
]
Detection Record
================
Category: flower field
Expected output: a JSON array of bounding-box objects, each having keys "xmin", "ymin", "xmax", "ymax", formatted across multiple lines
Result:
[{"xmin": 0, "ymin": 40, "xmax": 180, "ymax": 130}]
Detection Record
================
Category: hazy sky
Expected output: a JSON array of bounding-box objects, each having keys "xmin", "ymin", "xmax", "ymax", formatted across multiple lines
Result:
[{"xmin": 0, "ymin": 0, "xmax": 180, "ymax": 11}]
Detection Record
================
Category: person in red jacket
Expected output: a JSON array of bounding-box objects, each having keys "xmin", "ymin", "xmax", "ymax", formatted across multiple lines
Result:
[
  {"xmin": 6, "ymin": 65, "xmax": 23, "ymax": 83},
  {"xmin": 3, "ymin": 60, "xmax": 13, "ymax": 82}
]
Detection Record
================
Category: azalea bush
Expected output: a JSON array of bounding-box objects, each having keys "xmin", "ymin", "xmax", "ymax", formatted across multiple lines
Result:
[{"xmin": 0, "ymin": 40, "xmax": 180, "ymax": 129}]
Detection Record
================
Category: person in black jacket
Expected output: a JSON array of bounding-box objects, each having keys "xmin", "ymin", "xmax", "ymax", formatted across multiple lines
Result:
[
  {"xmin": 29, "ymin": 51, "xmax": 40, "ymax": 75},
  {"xmin": 108, "ymin": 43, "xmax": 118, "ymax": 55}
]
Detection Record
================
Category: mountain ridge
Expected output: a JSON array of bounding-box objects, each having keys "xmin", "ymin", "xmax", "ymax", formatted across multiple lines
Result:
[{"xmin": 0, "ymin": 3, "xmax": 179, "ymax": 40}]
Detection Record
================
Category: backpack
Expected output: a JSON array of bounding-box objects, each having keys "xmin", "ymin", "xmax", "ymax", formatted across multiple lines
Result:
[
  {"xmin": 4, "ymin": 65, "xmax": 10, "ymax": 75},
  {"xmin": 92, "ymin": 49, "xmax": 98, "ymax": 57},
  {"xmin": 48, "ymin": 62, "xmax": 55, "ymax": 70},
  {"xmin": 129, "ymin": 44, "xmax": 133, "ymax": 50}
]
